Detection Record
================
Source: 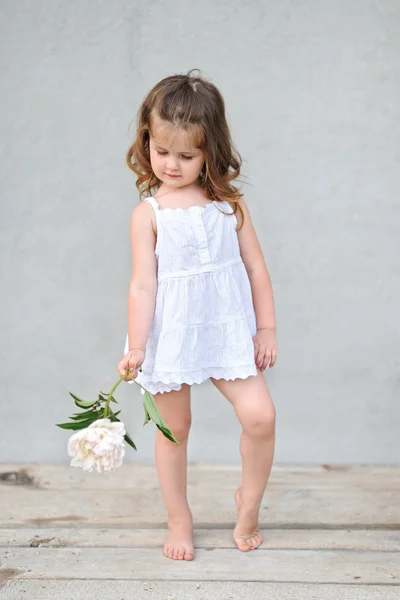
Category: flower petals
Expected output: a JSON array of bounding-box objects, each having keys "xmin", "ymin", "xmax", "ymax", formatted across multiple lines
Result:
[{"xmin": 67, "ymin": 418, "xmax": 126, "ymax": 473}]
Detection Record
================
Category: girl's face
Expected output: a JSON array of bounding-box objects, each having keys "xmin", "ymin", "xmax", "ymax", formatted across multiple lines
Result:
[{"xmin": 149, "ymin": 115, "xmax": 205, "ymax": 189}]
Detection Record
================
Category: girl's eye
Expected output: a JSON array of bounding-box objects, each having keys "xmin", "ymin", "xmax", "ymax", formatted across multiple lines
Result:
[{"xmin": 156, "ymin": 151, "xmax": 193, "ymax": 160}]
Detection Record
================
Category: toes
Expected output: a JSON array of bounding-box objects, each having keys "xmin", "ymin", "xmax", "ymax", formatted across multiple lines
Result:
[
  {"xmin": 233, "ymin": 529, "xmax": 264, "ymax": 551},
  {"xmin": 234, "ymin": 536, "xmax": 250, "ymax": 552},
  {"xmin": 238, "ymin": 541, "xmax": 250, "ymax": 552},
  {"xmin": 249, "ymin": 533, "xmax": 263, "ymax": 549},
  {"xmin": 248, "ymin": 536, "xmax": 258, "ymax": 549},
  {"xmin": 165, "ymin": 545, "xmax": 190, "ymax": 560}
]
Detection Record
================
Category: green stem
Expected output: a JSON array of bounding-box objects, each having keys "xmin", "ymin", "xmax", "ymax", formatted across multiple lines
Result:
[
  {"xmin": 102, "ymin": 370, "xmax": 152, "ymax": 420},
  {"xmin": 131, "ymin": 378, "xmax": 149, "ymax": 394},
  {"xmin": 102, "ymin": 372, "xmax": 130, "ymax": 419}
]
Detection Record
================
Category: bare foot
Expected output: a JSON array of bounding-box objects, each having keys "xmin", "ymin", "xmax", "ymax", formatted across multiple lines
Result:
[
  {"xmin": 163, "ymin": 515, "xmax": 195, "ymax": 561},
  {"xmin": 233, "ymin": 488, "xmax": 263, "ymax": 552}
]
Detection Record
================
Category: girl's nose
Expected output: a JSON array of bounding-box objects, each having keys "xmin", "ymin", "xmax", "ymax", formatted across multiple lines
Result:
[{"xmin": 166, "ymin": 156, "xmax": 179, "ymax": 171}]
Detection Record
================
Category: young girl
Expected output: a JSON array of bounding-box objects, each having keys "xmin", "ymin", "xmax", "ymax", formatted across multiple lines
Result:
[{"xmin": 117, "ymin": 70, "xmax": 277, "ymax": 562}]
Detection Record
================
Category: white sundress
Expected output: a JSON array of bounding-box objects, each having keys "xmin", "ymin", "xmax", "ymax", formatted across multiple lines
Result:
[{"xmin": 124, "ymin": 196, "xmax": 258, "ymax": 394}]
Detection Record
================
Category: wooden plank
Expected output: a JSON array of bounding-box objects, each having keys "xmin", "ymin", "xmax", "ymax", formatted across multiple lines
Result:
[
  {"xmin": 1, "ymin": 465, "xmax": 398, "ymax": 597},
  {"xmin": 1, "ymin": 528, "xmax": 400, "ymax": 551},
  {"xmin": 1, "ymin": 547, "xmax": 399, "ymax": 584},
  {"xmin": 1, "ymin": 486, "xmax": 399, "ymax": 527},
  {"xmin": 1, "ymin": 580, "xmax": 399, "ymax": 600},
  {"xmin": 1, "ymin": 463, "xmax": 400, "ymax": 490}
]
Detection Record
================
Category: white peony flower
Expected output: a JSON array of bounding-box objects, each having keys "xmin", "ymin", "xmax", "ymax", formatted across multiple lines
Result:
[{"xmin": 67, "ymin": 418, "xmax": 126, "ymax": 473}]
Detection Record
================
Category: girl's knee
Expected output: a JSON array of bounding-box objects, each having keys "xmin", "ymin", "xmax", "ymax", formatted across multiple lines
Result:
[
  {"xmin": 154, "ymin": 385, "xmax": 191, "ymax": 443},
  {"xmin": 244, "ymin": 407, "xmax": 276, "ymax": 440},
  {"xmin": 160, "ymin": 417, "xmax": 192, "ymax": 444},
  {"xmin": 174, "ymin": 419, "xmax": 192, "ymax": 443}
]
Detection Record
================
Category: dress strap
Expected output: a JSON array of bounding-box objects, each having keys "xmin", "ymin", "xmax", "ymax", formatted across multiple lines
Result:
[{"xmin": 145, "ymin": 197, "xmax": 160, "ymax": 211}]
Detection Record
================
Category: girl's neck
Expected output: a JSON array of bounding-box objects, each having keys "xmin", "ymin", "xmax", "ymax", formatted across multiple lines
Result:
[{"xmin": 155, "ymin": 183, "xmax": 209, "ymax": 201}]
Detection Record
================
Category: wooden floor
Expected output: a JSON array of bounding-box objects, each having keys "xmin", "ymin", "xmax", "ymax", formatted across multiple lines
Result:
[{"xmin": 0, "ymin": 463, "xmax": 399, "ymax": 599}]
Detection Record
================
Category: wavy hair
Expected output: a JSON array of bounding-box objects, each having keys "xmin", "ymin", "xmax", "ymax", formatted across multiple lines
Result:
[{"xmin": 126, "ymin": 69, "xmax": 245, "ymax": 227}]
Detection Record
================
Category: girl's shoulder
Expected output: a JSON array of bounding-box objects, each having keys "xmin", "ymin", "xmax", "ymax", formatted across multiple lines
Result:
[
  {"xmin": 131, "ymin": 197, "xmax": 154, "ymax": 217},
  {"xmin": 229, "ymin": 196, "xmax": 251, "ymax": 230},
  {"xmin": 130, "ymin": 198, "xmax": 157, "ymax": 235}
]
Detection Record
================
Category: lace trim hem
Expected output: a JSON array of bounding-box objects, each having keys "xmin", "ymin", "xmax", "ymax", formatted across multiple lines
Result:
[{"xmin": 128, "ymin": 363, "xmax": 258, "ymax": 395}]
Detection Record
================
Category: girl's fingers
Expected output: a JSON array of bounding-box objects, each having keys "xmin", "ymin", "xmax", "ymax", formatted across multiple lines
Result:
[
  {"xmin": 270, "ymin": 349, "xmax": 278, "ymax": 367},
  {"xmin": 119, "ymin": 367, "xmax": 130, "ymax": 380},
  {"xmin": 256, "ymin": 347, "xmax": 266, "ymax": 369},
  {"xmin": 262, "ymin": 358, "xmax": 271, "ymax": 371},
  {"xmin": 124, "ymin": 367, "xmax": 134, "ymax": 381},
  {"xmin": 261, "ymin": 350, "xmax": 272, "ymax": 371},
  {"xmin": 117, "ymin": 359, "xmax": 137, "ymax": 381},
  {"xmin": 118, "ymin": 364, "xmax": 128, "ymax": 378},
  {"xmin": 125, "ymin": 371, "xmax": 137, "ymax": 382},
  {"xmin": 253, "ymin": 341, "xmax": 260, "ymax": 362},
  {"xmin": 127, "ymin": 361, "xmax": 138, "ymax": 380},
  {"xmin": 117, "ymin": 347, "xmax": 145, "ymax": 380}
]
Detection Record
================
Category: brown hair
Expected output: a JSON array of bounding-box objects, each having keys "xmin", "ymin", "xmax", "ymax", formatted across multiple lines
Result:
[{"xmin": 126, "ymin": 69, "xmax": 244, "ymax": 227}]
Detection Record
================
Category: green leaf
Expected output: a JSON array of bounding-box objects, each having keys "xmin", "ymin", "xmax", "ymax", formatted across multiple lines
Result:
[
  {"xmin": 70, "ymin": 411, "xmax": 101, "ymax": 422},
  {"xmin": 72, "ymin": 408, "xmax": 99, "ymax": 416},
  {"xmin": 68, "ymin": 392, "xmax": 98, "ymax": 409},
  {"xmin": 68, "ymin": 392, "xmax": 86, "ymax": 403},
  {"xmin": 73, "ymin": 407, "xmax": 100, "ymax": 416},
  {"xmin": 106, "ymin": 409, "xmax": 121, "ymax": 421},
  {"xmin": 100, "ymin": 406, "xmax": 122, "ymax": 420},
  {"xmin": 155, "ymin": 423, "xmax": 179, "ymax": 444},
  {"xmin": 124, "ymin": 432, "xmax": 137, "ymax": 451},
  {"xmin": 143, "ymin": 391, "xmax": 179, "ymax": 443},
  {"xmin": 56, "ymin": 418, "xmax": 98, "ymax": 430},
  {"xmin": 143, "ymin": 406, "xmax": 151, "ymax": 426},
  {"xmin": 142, "ymin": 391, "xmax": 158, "ymax": 421},
  {"xmin": 100, "ymin": 392, "xmax": 117, "ymax": 403}
]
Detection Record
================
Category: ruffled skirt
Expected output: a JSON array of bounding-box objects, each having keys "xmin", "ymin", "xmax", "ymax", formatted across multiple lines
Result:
[{"xmin": 124, "ymin": 261, "xmax": 258, "ymax": 395}]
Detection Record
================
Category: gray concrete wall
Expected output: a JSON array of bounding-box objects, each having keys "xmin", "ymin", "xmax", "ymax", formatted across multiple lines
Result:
[{"xmin": 1, "ymin": 0, "xmax": 399, "ymax": 464}]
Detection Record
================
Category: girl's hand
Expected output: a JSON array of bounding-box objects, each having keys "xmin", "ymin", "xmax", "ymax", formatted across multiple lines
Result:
[
  {"xmin": 116, "ymin": 349, "xmax": 145, "ymax": 382},
  {"xmin": 253, "ymin": 328, "xmax": 277, "ymax": 370}
]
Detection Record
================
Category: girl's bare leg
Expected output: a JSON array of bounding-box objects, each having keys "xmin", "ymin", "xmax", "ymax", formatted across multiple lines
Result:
[
  {"xmin": 211, "ymin": 370, "xmax": 276, "ymax": 552},
  {"xmin": 153, "ymin": 384, "xmax": 194, "ymax": 561}
]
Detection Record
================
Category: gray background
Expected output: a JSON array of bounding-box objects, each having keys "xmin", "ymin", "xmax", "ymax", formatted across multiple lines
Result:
[{"xmin": 1, "ymin": 0, "xmax": 399, "ymax": 464}]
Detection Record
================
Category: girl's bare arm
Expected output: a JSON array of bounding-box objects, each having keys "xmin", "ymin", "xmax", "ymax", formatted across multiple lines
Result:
[
  {"xmin": 127, "ymin": 202, "xmax": 158, "ymax": 351},
  {"xmin": 236, "ymin": 198, "xmax": 276, "ymax": 332}
]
